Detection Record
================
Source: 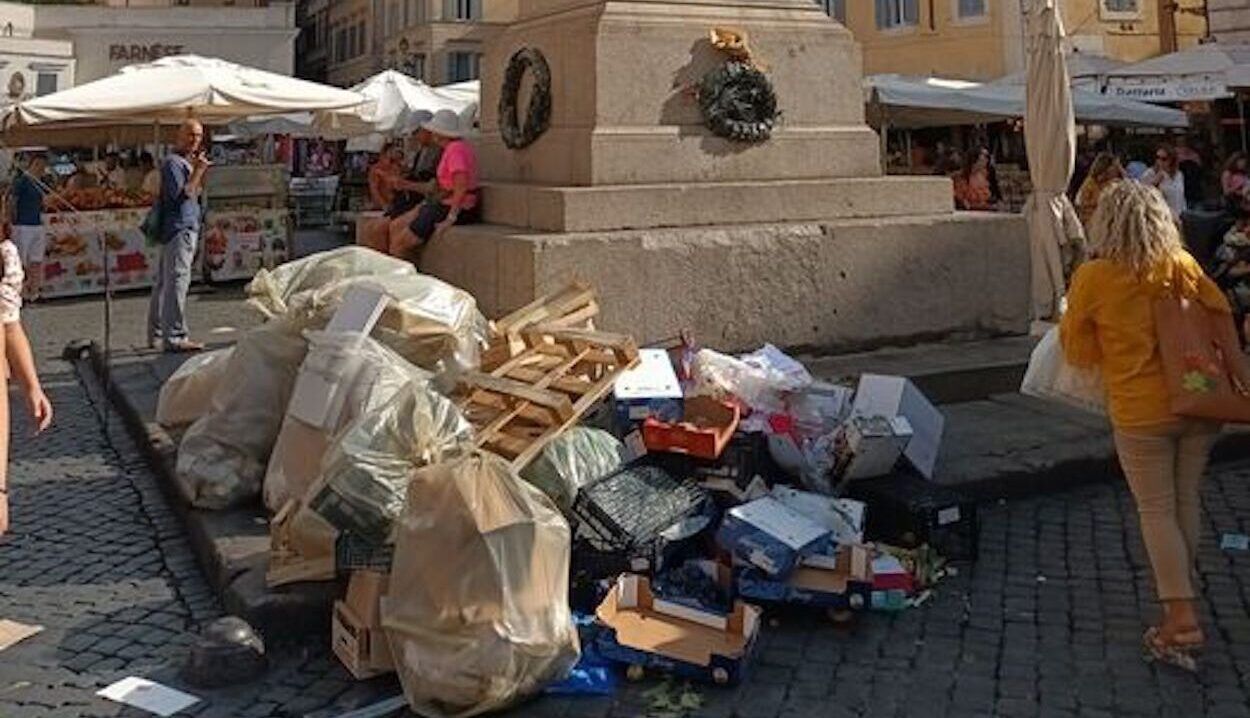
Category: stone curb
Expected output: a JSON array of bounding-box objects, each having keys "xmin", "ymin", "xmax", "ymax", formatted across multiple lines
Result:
[{"xmin": 70, "ymin": 340, "xmax": 341, "ymax": 644}]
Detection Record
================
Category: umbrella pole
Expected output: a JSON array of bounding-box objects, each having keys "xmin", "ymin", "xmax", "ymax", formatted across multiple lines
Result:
[{"xmin": 1240, "ymin": 96, "xmax": 1247, "ymax": 154}]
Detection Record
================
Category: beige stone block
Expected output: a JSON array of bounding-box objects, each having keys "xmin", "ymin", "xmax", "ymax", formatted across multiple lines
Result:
[
  {"xmin": 481, "ymin": 176, "xmax": 954, "ymax": 232},
  {"xmin": 424, "ymin": 213, "xmax": 1030, "ymax": 352}
]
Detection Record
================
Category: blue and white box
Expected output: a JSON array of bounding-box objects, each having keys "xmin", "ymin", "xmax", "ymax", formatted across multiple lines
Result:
[
  {"xmin": 716, "ymin": 496, "xmax": 832, "ymax": 578},
  {"xmin": 613, "ymin": 348, "xmax": 684, "ymax": 428}
]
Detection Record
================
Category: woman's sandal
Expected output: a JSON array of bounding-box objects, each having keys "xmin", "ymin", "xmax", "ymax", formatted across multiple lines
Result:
[{"xmin": 1143, "ymin": 626, "xmax": 1203, "ymax": 673}]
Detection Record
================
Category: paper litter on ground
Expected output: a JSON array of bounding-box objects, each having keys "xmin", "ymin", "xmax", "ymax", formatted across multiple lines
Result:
[
  {"xmin": 96, "ymin": 677, "xmax": 200, "ymax": 717},
  {"xmin": 0, "ymin": 620, "xmax": 43, "ymax": 652}
]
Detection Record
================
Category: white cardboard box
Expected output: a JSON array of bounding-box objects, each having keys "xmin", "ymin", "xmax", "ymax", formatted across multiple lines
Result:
[
  {"xmin": 769, "ymin": 485, "xmax": 866, "ymax": 546},
  {"xmin": 613, "ymin": 348, "xmax": 684, "ymax": 423},
  {"xmin": 851, "ymin": 374, "xmax": 944, "ymax": 479},
  {"xmin": 841, "ymin": 415, "xmax": 914, "ymax": 481}
]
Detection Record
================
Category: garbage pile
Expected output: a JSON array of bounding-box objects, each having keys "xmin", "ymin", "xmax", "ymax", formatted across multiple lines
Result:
[{"xmin": 155, "ymin": 248, "xmax": 978, "ymax": 716}]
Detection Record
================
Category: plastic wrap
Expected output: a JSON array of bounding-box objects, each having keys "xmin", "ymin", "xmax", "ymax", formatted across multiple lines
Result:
[
  {"xmin": 155, "ymin": 347, "xmax": 234, "ymax": 427},
  {"xmin": 691, "ymin": 344, "xmax": 812, "ymax": 414},
  {"xmin": 282, "ymin": 272, "xmax": 488, "ymax": 377},
  {"xmin": 305, "ymin": 381, "xmax": 474, "ymax": 542},
  {"xmin": 176, "ymin": 318, "xmax": 308, "ymax": 510},
  {"xmin": 382, "ymin": 452, "xmax": 580, "ymax": 718},
  {"xmin": 246, "ymin": 246, "xmax": 417, "ymax": 319},
  {"xmin": 263, "ymin": 333, "xmax": 428, "ymax": 513},
  {"xmin": 1020, "ymin": 327, "xmax": 1105, "ymax": 415},
  {"xmin": 520, "ymin": 427, "xmax": 624, "ymax": 513}
]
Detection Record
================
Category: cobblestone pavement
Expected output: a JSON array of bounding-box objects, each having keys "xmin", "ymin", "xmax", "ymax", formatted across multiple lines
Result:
[{"xmin": 5, "ymin": 293, "xmax": 1250, "ymax": 717}]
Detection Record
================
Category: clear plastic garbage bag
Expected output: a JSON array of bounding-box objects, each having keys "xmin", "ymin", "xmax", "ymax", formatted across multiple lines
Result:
[
  {"xmin": 156, "ymin": 347, "xmax": 234, "ymax": 428},
  {"xmin": 305, "ymin": 381, "xmax": 475, "ymax": 543},
  {"xmin": 263, "ymin": 333, "xmax": 429, "ymax": 514},
  {"xmin": 247, "ymin": 246, "xmax": 417, "ymax": 319},
  {"xmin": 520, "ymin": 427, "xmax": 624, "ymax": 514},
  {"xmin": 282, "ymin": 272, "xmax": 488, "ymax": 377},
  {"xmin": 176, "ymin": 318, "xmax": 308, "ymax": 510},
  {"xmin": 382, "ymin": 452, "xmax": 580, "ymax": 718}
]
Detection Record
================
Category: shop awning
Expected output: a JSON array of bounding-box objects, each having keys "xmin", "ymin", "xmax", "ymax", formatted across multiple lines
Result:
[
  {"xmin": 0, "ymin": 54, "xmax": 368, "ymax": 130},
  {"xmin": 1101, "ymin": 43, "xmax": 1250, "ymax": 102},
  {"xmin": 865, "ymin": 74, "xmax": 1189, "ymax": 129}
]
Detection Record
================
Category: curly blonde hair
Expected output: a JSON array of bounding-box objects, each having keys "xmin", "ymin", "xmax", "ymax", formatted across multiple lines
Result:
[{"xmin": 1086, "ymin": 179, "xmax": 1183, "ymax": 276}]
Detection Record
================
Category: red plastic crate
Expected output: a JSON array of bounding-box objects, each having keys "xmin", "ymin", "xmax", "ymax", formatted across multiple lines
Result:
[{"xmin": 642, "ymin": 396, "xmax": 740, "ymax": 460}]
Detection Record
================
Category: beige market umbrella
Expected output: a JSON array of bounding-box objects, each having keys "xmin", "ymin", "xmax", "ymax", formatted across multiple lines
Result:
[{"xmin": 1024, "ymin": 0, "xmax": 1083, "ymax": 322}]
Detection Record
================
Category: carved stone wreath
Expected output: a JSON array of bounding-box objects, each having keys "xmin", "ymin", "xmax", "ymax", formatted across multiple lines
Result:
[
  {"xmin": 697, "ymin": 60, "xmax": 778, "ymax": 144},
  {"xmin": 498, "ymin": 47, "xmax": 552, "ymax": 150}
]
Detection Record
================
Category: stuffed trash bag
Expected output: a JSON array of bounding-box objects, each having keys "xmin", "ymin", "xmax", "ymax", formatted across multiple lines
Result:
[
  {"xmin": 176, "ymin": 318, "xmax": 308, "ymax": 509},
  {"xmin": 247, "ymin": 246, "xmax": 417, "ymax": 319},
  {"xmin": 156, "ymin": 347, "xmax": 234, "ymax": 428},
  {"xmin": 305, "ymin": 381, "xmax": 475, "ymax": 542},
  {"xmin": 383, "ymin": 452, "xmax": 580, "ymax": 718},
  {"xmin": 520, "ymin": 427, "xmax": 624, "ymax": 513},
  {"xmin": 278, "ymin": 272, "xmax": 488, "ymax": 376},
  {"xmin": 263, "ymin": 333, "xmax": 430, "ymax": 514}
]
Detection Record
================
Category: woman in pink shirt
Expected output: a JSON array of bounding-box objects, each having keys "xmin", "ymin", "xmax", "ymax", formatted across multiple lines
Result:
[{"xmin": 393, "ymin": 110, "xmax": 480, "ymax": 261}]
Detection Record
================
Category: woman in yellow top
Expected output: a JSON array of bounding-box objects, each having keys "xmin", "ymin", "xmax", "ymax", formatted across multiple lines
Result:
[
  {"xmin": 1074, "ymin": 152, "xmax": 1123, "ymax": 228},
  {"xmin": 1061, "ymin": 180, "xmax": 1230, "ymax": 670}
]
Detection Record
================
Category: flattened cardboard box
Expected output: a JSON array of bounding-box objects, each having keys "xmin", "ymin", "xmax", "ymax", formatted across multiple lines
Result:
[
  {"xmin": 716, "ymin": 496, "xmax": 831, "ymax": 578},
  {"xmin": 737, "ymin": 544, "xmax": 873, "ymax": 610},
  {"xmin": 595, "ymin": 574, "xmax": 761, "ymax": 685}
]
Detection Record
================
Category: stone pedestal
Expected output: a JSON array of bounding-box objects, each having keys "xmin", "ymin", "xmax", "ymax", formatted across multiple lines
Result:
[{"xmin": 427, "ymin": 0, "xmax": 1030, "ymax": 350}]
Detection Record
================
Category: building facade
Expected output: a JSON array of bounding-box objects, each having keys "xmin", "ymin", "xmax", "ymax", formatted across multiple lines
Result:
[
  {"xmin": 0, "ymin": 0, "xmax": 296, "ymax": 90},
  {"xmin": 820, "ymin": 0, "xmax": 1207, "ymax": 82},
  {"xmin": 295, "ymin": 0, "xmax": 330, "ymax": 82},
  {"xmin": 0, "ymin": 4, "xmax": 74, "ymax": 105},
  {"xmin": 1209, "ymin": 0, "xmax": 1250, "ymax": 44},
  {"xmin": 315, "ymin": 0, "xmax": 518, "ymax": 87}
]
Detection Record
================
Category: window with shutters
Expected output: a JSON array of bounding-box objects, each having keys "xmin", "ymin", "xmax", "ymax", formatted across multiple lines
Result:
[
  {"xmin": 956, "ymin": 0, "xmax": 986, "ymax": 19},
  {"xmin": 876, "ymin": 0, "xmax": 919, "ymax": 30},
  {"xmin": 445, "ymin": 0, "xmax": 482, "ymax": 21},
  {"xmin": 447, "ymin": 51, "xmax": 479, "ymax": 82}
]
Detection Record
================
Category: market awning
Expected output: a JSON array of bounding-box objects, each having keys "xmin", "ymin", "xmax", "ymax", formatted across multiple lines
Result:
[
  {"xmin": 0, "ymin": 54, "xmax": 368, "ymax": 130},
  {"xmin": 865, "ymin": 74, "xmax": 1189, "ymax": 129},
  {"xmin": 1101, "ymin": 43, "xmax": 1250, "ymax": 102}
]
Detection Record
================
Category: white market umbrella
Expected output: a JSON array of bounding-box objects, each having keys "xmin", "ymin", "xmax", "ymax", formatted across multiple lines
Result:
[
  {"xmin": 314, "ymin": 70, "xmax": 475, "ymax": 143},
  {"xmin": 1023, "ymin": 0, "xmax": 1082, "ymax": 323},
  {"xmin": 0, "ymin": 54, "xmax": 367, "ymax": 129}
]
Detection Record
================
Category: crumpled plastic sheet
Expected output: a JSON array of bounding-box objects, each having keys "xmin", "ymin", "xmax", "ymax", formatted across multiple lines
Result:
[
  {"xmin": 155, "ymin": 347, "xmax": 234, "ymax": 428},
  {"xmin": 691, "ymin": 344, "xmax": 813, "ymax": 414},
  {"xmin": 262, "ymin": 332, "xmax": 428, "ymax": 513},
  {"xmin": 305, "ymin": 380, "xmax": 475, "ymax": 543},
  {"xmin": 520, "ymin": 427, "xmax": 624, "ymax": 514},
  {"xmin": 246, "ymin": 245, "xmax": 417, "ymax": 319},
  {"xmin": 383, "ymin": 452, "xmax": 580, "ymax": 718},
  {"xmin": 176, "ymin": 317, "xmax": 309, "ymax": 510}
]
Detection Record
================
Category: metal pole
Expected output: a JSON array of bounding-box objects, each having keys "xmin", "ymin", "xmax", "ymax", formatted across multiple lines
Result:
[{"xmin": 1240, "ymin": 96, "xmax": 1247, "ymax": 154}]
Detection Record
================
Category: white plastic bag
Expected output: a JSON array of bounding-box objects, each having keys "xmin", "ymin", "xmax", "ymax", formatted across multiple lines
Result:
[
  {"xmin": 176, "ymin": 318, "xmax": 308, "ymax": 509},
  {"xmin": 382, "ymin": 452, "xmax": 580, "ymax": 718},
  {"xmin": 691, "ymin": 344, "xmax": 812, "ymax": 414},
  {"xmin": 1020, "ymin": 327, "xmax": 1106, "ymax": 415},
  {"xmin": 305, "ymin": 381, "xmax": 475, "ymax": 542},
  {"xmin": 263, "ymin": 334, "xmax": 428, "ymax": 513},
  {"xmin": 520, "ymin": 427, "xmax": 624, "ymax": 513},
  {"xmin": 156, "ymin": 348, "xmax": 234, "ymax": 427},
  {"xmin": 247, "ymin": 246, "xmax": 417, "ymax": 319}
]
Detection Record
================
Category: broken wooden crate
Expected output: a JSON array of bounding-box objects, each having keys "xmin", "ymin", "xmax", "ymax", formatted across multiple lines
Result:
[
  {"xmin": 482, "ymin": 282, "xmax": 599, "ymax": 371},
  {"xmin": 458, "ymin": 325, "xmax": 640, "ymax": 470}
]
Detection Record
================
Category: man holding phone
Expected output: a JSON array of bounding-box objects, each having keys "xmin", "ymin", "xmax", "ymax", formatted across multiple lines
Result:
[{"xmin": 148, "ymin": 118, "xmax": 210, "ymax": 353}]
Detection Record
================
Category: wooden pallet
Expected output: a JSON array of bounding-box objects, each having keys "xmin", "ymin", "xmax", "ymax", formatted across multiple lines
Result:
[
  {"xmin": 482, "ymin": 282, "xmax": 600, "ymax": 370},
  {"xmin": 459, "ymin": 324, "xmax": 639, "ymax": 470}
]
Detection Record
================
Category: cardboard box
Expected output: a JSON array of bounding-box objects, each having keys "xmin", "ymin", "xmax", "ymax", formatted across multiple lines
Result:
[
  {"xmin": 331, "ymin": 600, "xmax": 395, "ymax": 680},
  {"xmin": 851, "ymin": 374, "xmax": 944, "ymax": 479},
  {"xmin": 595, "ymin": 574, "xmax": 761, "ymax": 685},
  {"xmin": 716, "ymin": 497, "xmax": 832, "ymax": 578},
  {"xmin": 769, "ymin": 486, "xmax": 866, "ymax": 547},
  {"xmin": 613, "ymin": 348, "xmax": 684, "ymax": 427},
  {"xmin": 840, "ymin": 415, "xmax": 914, "ymax": 480},
  {"xmin": 331, "ymin": 571, "xmax": 393, "ymax": 681},
  {"xmin": 737, "ymin": 544, "xmax": 874, "ymax": 610}
]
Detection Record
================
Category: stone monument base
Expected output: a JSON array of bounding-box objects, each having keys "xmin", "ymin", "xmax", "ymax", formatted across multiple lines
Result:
[{"xmin": 425, "ymin": 212, "xmax": 1030, "ymax": 352}]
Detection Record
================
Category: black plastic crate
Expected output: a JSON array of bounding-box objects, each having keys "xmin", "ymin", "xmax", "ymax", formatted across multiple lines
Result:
[
  {"xmin": 573, "ymin": 460, "xmax": 710, "ymax": 551},
  {"xmin": 335, "ymin": 532, "xmax": 395, "ymax": 573},
  {"xmin": 688, "ymin": 431, "xmax": 778, "ymax": 486},
  {"xmin": 845, "ymin": 472, "xmax": 979, "ymax": 562}
]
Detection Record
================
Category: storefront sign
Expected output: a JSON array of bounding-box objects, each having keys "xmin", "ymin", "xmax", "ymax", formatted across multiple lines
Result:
[
  {"xmin": 1106, "ymin": 79, "xmax": 1231, "ymax": 102},
  {"xmin": 108, "ymin": 44, "xmax": 186, "ymax": 63}
]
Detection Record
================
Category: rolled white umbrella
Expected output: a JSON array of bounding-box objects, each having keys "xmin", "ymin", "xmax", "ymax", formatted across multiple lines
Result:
[
  {"xmin": 0, "ymin": 55, "xmax": 368, "ymax": 129},
  {"xmin": 1024, "ymin": 0, "xmax": 1083, "ymax": 323}
]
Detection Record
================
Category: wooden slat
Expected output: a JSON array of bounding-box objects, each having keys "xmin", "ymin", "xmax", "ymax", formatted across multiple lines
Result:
[
  {"xmin": 469, "ymin": 390, "xmax": 562, "ymax": 425},
  {"xmin": 459, "ymin": 372, "xmax": 575, "ymax": 421},
  {"xmin": 503, "ymin": 366, "xmax": 594, "ymax": 395}
]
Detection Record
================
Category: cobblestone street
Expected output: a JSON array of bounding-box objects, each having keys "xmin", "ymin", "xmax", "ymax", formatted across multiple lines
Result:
[{"xmin": 3, "ymin": 293, "xmax": 1250, "ymax": 717}]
